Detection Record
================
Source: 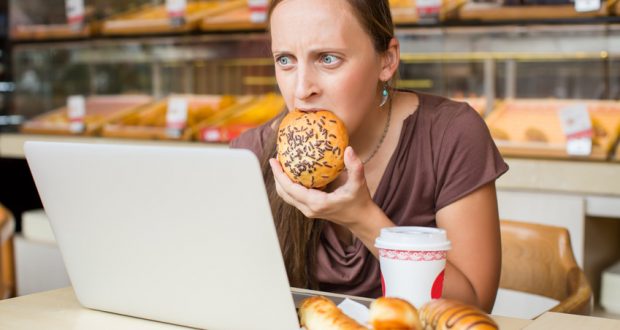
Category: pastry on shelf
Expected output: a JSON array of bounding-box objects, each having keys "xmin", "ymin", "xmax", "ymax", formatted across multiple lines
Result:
[
  {"xmin": 10, "ymin": 0, "xmax": 96, "ymax": 41},
  {"xmin": 193, "ymin": 92, "xmax": 284, "ymax": 143},
  {"xmin": 20, "ymin": 95, "xmax": 153, "ymax": 136},
  {"xmin": 524, "ymin": 127, "xmax": 548, "ymax": 143},
  {"xmin": 102, "ymin": 94, "xmax": 248, "ymax": 141},
  {"xmin": 458, "ymin": 0, "xmax": 610, "ymax": 22},
  {"xmin": 486, "ymin": 99, "xmax": 620, "ymax": 160},
  {"xmin": 200, "ymin": 4, "xmax": 268, "ymax": 31},
  {"xmin": 389, "ymin": 0, "xmax": 466, "ymax": 24},
  {"xmin": 490, "ymin": 127, "xmax": 510, "ymax": 141},
  {"xmin": 101, "ymin": 0, "xmax": 245, "ymax": 35}
]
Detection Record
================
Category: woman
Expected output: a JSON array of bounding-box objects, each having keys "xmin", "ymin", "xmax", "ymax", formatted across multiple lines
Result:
[{"xmin": 231, "ymin": 0, "xmax": 508, "ymax": 312}]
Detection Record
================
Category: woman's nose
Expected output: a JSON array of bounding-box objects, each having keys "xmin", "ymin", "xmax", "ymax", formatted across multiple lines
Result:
[{"xmin": 294, "ymin": 65, "xmax": 319, "ymax": 100}]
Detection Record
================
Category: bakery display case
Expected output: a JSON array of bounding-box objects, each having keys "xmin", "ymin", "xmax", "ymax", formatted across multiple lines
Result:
[
  {"xmin": 5, "ymin": 4, "xmax": 620, "ymax": 320},
  {"xmin": 11, "ymin": 33, "xmax": 276, "ymax": 119},
  {"xmin": 8, "ymin": 12, "xmax": 620, "ymax": 155},
  {"xmin": 9, "ymin": 0, "xmax": 154, "ymax": 40}
]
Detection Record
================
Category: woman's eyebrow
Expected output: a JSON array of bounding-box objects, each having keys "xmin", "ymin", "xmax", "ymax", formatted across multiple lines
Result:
[
  {"xmin": 271, "ymin": 47, "xmax": 348, "ymax": 56},
  {"xmin": 307, "ymin": 47, "xmax": 348, "ymax": 54}
]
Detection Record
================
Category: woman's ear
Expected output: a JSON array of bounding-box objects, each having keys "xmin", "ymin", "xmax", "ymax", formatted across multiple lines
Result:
[{"xmin": 379, "ymin": 38, "xmax": 400, "ymax": 82}]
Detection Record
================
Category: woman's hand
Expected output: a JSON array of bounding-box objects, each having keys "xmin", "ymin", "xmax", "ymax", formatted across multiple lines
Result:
[{"xmin": 269, "ymin": 146, "xmax": 373, "ymax": 228}]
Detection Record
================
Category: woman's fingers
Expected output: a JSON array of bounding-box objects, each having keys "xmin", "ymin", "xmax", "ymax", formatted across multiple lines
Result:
[
  {"xmin": 330, "ymin": 147, "xmax": 366, "ymax": 201},
  {"xmin": 344, "ymin": 146, "xmax": 365, "ymax": 183},
  {"xmin": 270, "ymin": 159, "xmax": 309, "ymax": 198},
  {"xmin": 270, "ymin": 158, "xmax": 323, "ymax": 216},
  {"xmin": 270, "ymin": 148, "xmax": 372, "ymax": 224}
]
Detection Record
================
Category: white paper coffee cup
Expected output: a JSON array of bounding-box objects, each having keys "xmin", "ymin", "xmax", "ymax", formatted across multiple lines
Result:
[{"xmin": 375, "ymin": 227, "xmax": 451, "ymax": 308}]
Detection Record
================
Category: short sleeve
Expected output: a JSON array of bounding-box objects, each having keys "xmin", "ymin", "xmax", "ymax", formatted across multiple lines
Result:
[{"xmin": 434, "ymin": 104, "xmax": 508, "ymax": 211}]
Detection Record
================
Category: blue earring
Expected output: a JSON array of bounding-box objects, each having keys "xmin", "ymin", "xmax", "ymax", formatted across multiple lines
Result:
[{"xmin": 379, "ymin": 82, "xmax": 389, "ymax": 108}]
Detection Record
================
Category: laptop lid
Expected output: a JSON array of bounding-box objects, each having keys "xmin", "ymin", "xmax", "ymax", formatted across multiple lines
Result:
[{"xmin": 25, "ymin": 141, "xmax": 299, "ymax": 330}]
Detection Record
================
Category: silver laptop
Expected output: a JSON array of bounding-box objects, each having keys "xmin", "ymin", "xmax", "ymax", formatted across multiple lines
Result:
[{"xmin": 25, "ymin": 141, "xmax": 303, "ymax": 329}]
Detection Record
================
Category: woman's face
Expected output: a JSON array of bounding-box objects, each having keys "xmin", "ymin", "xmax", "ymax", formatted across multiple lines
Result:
[{"xmin": 270, "ymin": 0, "xmax": 384, "ymax": 134}]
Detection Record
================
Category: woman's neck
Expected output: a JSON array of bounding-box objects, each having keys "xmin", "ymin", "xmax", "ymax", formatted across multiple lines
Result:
[{"xmin": 349, "ymin": 99, "xmax": 393, "ymax": 164}]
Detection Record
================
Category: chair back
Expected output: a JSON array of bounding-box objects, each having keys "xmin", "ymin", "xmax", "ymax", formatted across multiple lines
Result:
[
  {"xmin": 0, "ymin": 205, "xmax": 15, "ymax": 299},
  {"xmin": 500, "ymin": 220, "xmax": 592, "ymax": 315}
]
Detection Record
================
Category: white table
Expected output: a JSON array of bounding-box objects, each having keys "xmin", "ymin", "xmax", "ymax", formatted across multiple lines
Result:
[{"xmin": 0, "ymin": 287, "xmax": 534, "ymax": 330}]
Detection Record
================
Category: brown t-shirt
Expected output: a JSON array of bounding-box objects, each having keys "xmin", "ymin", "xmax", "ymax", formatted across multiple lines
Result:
[{"xmin": 230, "ymin": 91, "xmax": 508, "ymax": 298}]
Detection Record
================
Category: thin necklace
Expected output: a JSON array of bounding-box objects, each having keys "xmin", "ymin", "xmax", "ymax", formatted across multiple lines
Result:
[{"xmin": 362, "ymin": 101, "xmax": 392, "ymax": 165}]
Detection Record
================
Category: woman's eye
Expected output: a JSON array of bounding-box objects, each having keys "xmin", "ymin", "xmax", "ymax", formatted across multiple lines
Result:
[
  {"xmin": 277, "ymin": 56, "xmax": 292, "ymax": 66},
  {"xmin": 321, "ymin": 54, "xmax": 340, "ymax": 65}
]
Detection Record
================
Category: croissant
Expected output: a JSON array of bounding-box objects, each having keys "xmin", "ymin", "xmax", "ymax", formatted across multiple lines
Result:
[
  {"xmin": 419, "ymin": 299, "xmax": 498, "ymax": 330},
  {"xmin": 300, "ymin": 296, "xmax": 497, "ymax": 330},
  {"xmin": 299, "ymin": 296, "xmax": 367, "ymax": 330}
]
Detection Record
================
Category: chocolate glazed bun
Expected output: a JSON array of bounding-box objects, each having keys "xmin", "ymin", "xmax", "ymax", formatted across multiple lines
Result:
[
  {"xmin": 277, "ymin": 109, "xmax": 349, "ymax": 189},
  {"xmin": 419, "ymin": 299, "xmax": 498, "ymax": 330}
]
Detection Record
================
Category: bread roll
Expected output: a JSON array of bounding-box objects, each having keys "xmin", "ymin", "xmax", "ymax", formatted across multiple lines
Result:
[
  {"xmin": 489, "ymin": 127, "xmax": 509, "ymax": 141},
  {"xmin": 370, "ymin": 297, "xmax": 422, "ymax": 330},
  {"xmin": 299, "ymin": 296, "xmax": 367, "ymax": 330},
  {"xmin": 277, "ymin": 109, "xmax": 348, "ymax": 189},
  {"xmin": 419, "ymin": 299, "xmax": 498, "ymax": 330},
  {"xmin": 524, "ymin": 127, "xmax": 547, "ymax": 143}
]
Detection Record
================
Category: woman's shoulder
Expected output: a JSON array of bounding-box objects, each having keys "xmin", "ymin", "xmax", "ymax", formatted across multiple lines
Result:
[
  {"xmin": 417, "ymin": 92, "xmax": 479, "ymax": 123},
  {"xmin": 406, "ymin": 91, "xmax": 495, "ymax": 157},
  {"xmin": 412, "ymin": 92, "xmax": 486, "ymax": 141},
  {"xmin": 229, "ymin": 117, "xmax": 279, "ymax": 159}
]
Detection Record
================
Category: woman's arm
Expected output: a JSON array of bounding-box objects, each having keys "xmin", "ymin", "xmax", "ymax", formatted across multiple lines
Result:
[
  {"xmin": 435, "ymin": 182, "xmax": 502, "ymax": 313},
  {"xmin": 270, "ymin": 143, "xmax": 502, "ymax": 312},
  {"xmin": 269, "ymin": 146, "xmax": 395, "ymax": 254}
]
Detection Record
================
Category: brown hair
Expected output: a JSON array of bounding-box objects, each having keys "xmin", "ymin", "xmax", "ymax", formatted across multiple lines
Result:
[{"xmin": 263, "ymin": 0, "xmax": 395, "ymax": 289}]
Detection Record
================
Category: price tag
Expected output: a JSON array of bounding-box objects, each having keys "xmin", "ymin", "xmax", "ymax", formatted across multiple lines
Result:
[
  {"xmin": 575, "ymin": 0, "xmax": 601, "ymax": 12},
  {"xmin": 566, "ymin": 138, "xmax": 592, "ymax": 156},
  {"xmin": 65, "ymin": 0, "xmax": 85, "ymax": 28},
  {"xmin": 67, "ymin": 95, "xmax": 86, "ymax": 133},
  {"xmin": 559, "ymin": 104, "xmax": 593, "ymax": 156},
  {"xmin": 248, "ymin": 0, "xmax": 269, "ymax": 23},
  {"xmin": 166, "ymin": 0, "xmax": 187, "ymax": 27},
  {"xmin": 201, "ymin": 128, "xmax": 222, "ymax": 142},
  {"xmin": 166, "ymin": 97, "xmax": 188, "ymax": 138},
  {"xmin": 416, "ymin": 0, "xmax": 441, "ymax": 23}
]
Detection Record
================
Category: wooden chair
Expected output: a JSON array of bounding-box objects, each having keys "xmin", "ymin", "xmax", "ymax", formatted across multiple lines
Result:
[
  {"xmin": 499, "ymin": 220, "xmax": 592, "ymax": 316},
  {"xmin": 0, "ymin": 205, "xmax": 16, "ymax": 299}
]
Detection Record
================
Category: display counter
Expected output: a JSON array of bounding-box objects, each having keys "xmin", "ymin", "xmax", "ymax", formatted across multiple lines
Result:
[
  {"xmin": 0, "ymin": 133, "xmax": 226, "ymax": 159},
  {"xmin": 3, "ymin": 132, "xmax": 618, "ymax": 269},
  {"xmin": 2, "ymin": 132, "xmax": 618, "ymax": 197}
]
